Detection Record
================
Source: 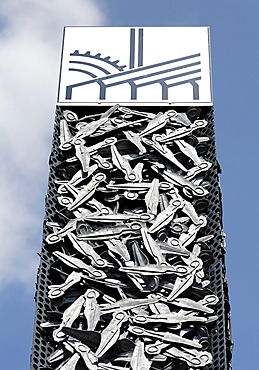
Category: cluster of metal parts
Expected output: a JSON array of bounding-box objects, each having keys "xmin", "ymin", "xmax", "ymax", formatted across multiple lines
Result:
[{"xmin": 42, "ymin": 105, "xmax": 219, "ymax": 370}]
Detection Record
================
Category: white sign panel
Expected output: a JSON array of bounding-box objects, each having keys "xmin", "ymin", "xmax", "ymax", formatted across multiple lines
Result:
[{"xmin": 58, "ymin": 27, "xmax": 212, "ymax": 105}]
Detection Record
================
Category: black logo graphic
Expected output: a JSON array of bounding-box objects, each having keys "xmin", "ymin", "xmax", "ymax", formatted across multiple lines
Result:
[{"xmin": 66, "ymin": 28, "xmax": 201, "ymax": 101}]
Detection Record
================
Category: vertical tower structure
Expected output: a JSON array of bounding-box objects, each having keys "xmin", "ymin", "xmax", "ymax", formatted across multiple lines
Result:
[{"xmin": 31, "ymin": 27, "xmax": 232, "ymax": 370}]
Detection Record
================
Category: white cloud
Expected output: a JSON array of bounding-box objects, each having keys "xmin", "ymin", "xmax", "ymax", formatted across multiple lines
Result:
[{"xmin": 0, "ymin": 0, "xmax": 106, "ymax": 290}]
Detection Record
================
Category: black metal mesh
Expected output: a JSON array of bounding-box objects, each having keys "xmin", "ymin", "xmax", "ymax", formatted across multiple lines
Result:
[{"xmin": 30, "ymin": 105, "xmax": 232, "ymax": 370}]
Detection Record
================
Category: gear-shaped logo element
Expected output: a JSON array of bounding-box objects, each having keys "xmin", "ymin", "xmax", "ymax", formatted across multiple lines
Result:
[{"xmin": 69, "ymin": 50, "xmax": 126, "ymax": 79}]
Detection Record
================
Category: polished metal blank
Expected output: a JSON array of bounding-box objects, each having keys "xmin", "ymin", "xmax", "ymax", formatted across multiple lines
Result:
[{"xmin": 43, "ymin": 106, "xmax": 219, "ymax": 370}]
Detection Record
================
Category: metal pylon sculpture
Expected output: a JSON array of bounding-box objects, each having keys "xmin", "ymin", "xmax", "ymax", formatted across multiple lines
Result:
[{"xmin": 30, "ymin": 104, "xmax": 232, "ymax": 370}]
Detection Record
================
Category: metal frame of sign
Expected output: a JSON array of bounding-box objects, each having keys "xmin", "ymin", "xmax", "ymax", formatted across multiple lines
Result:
[{"xmin": 57, "ymin": 27, "xmax": 212, "ymax": 106}]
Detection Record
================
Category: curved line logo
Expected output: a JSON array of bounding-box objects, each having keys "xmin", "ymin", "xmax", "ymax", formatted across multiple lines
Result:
[{"xmin": 58, "ymin": 27, "xmax": 212, "ymax": 105}]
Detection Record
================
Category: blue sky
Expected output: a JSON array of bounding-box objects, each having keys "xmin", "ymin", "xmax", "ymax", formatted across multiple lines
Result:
[{"xmin": 0, "ymin": 1, "xmax": 258, "ymax": 369}]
